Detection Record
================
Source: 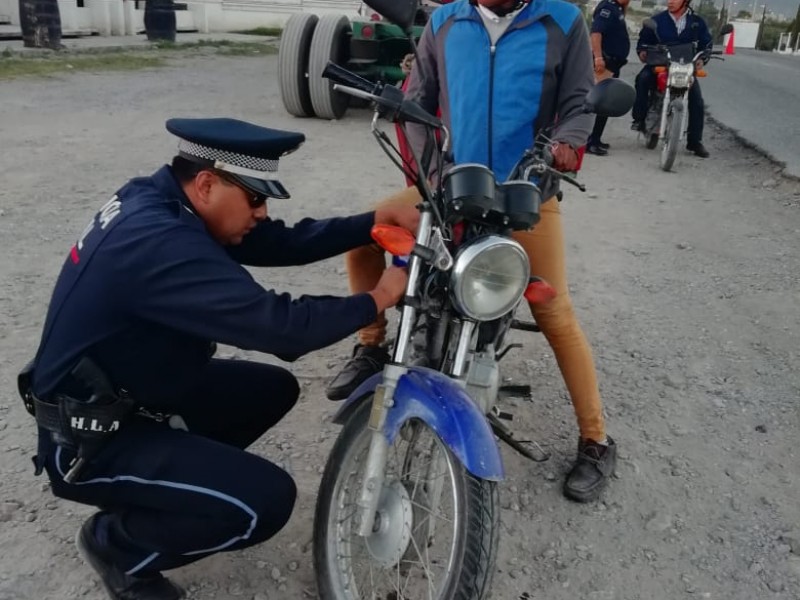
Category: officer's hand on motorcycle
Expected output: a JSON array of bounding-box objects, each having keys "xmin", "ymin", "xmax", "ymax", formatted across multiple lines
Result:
[
  {"xmin": 374, "ymin": 203, "xmax": 420, "ymax": 235},
  {"xmin": 369, "ymin": 266, "xmax": 409, "ymax": 312},
  {"xmin": 551, "ymin": 142, "xmax": 579, "ymax": 172}
]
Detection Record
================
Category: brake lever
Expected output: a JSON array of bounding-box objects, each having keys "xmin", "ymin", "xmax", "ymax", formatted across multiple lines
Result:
[
  {"xmin": 333, "ymin": 84, "xmax": 379, "ymax": 104},
  {"xmin": 526, "ymin": 162, "xmax": 587, "ymax": 192}
]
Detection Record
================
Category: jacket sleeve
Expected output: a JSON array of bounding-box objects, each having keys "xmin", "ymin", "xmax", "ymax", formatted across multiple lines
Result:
[
  {"xmin": 226, "ymin": 211, "xmax": 375, "ymax": 267},
  {"xmin": 133, "ymin": 227, "xmax": 378, "ymax": 361},
  {"xmin": 404, "ymin": 20, "xmax": 441, "ymax": 173},
  {"xmin": 637, "ymin": 23, "xmax": 657, "ymax": 52},
  {"xmin": 696, "ymin": 16, "xmax": 712, "ymax": 51},
  {"xmin": 551, "ymin": 15, "xmax": 594, "ymax": 149}
]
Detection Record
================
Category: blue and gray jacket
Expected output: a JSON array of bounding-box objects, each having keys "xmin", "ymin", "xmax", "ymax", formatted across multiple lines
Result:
[{"xmin": 406, "ymin": 0, "xmax": 594, "ymax": 184}]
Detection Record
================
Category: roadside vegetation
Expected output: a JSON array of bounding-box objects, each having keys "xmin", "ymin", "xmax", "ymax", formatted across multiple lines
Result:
[{"xmin": 0, "ymin": 39, "xmax": 277, "ymax": 80}]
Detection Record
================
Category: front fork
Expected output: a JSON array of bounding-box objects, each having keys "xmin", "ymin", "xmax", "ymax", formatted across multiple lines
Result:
[
  {"xmin": 658, "ymin": 87, "xmax": 671, "ymax": 139},
  {"xmin": 660, "ymin": 87, "xmax": 689, "ymax": 142},
  {"xmin": 356, "ymin": 207, "xmax": 434, "ymax": 538}
]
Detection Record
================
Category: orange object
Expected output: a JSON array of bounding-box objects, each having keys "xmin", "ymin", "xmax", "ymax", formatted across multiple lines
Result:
[
  {"xmin": 724, "ymin": 28, "xmax": 735, "ymax": 55},
  {"xmin": 370, "ymin": 224, "xmax": 416, "ymax": 255},
  {"xmin": 695, "ymin": 68, "xmax": 707, "ymax": 77},
  {"xmin": 524, "ymin": 277, "xmax": 557, "ymax": 305},
  {"xmin": 653, "ymin": 66, "xmax": 667, "ymax": 73}
]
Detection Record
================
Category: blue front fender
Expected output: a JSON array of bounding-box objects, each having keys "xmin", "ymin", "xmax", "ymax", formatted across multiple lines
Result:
[{"xmin": 333, "ymin": 367, "xmax": 504, "ymax": 481}]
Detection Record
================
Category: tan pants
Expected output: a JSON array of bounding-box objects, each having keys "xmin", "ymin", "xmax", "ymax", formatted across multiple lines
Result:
[{"xmin": 346, "ymin": 187, "xmax": 606, "ymax": 442}]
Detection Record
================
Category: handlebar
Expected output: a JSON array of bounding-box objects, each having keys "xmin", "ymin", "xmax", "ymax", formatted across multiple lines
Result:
[
  {"xmin": 322, "ymin": 62, "xmax": 381, "ymax": 95},
  {"xmin": 322, "ymin": 61, "xmax": 443, "ymax": 129}
]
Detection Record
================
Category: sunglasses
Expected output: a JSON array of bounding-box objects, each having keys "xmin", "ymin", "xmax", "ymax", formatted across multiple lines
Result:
[{"xmin": 215, "ymin": 171, "xmax": 269, "ymax": 209}]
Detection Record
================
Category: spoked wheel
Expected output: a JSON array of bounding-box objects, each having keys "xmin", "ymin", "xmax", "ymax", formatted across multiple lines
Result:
[
  {"xmin": 308, "ymin": 14, "xmax": 351, "ymax": 120},
  {"xmin": 660, "ymin": 100, "xmax": 683, "ymax": 172},
  {"xmin": 278, "ymin": 13, "xmax": 318, "ymax": 118},
  {"xmin": 314, "ymin": 397, "xmax": 499, "ymax": 600}
]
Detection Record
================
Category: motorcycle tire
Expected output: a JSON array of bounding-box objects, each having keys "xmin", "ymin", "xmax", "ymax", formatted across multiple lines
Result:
[
  {"xmin": 660, "ymin": 100, "xmax": 683, "ymax": 172},
  {"xmin": 646, "ymin": 133, "xmax": 659, "ymax": 150},
  {"xmin": 313, "ymin": 395, "xmax": 500, "ymax": 600}
]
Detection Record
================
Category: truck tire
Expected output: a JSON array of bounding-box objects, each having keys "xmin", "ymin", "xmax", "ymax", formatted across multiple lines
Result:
[
  {"xmin": 308, "ymin": 14, "xmax": 351, "ymax": 120},
  {"xmin": 278, "ymin": 13, "xmax": 318, "ymax": 118}
]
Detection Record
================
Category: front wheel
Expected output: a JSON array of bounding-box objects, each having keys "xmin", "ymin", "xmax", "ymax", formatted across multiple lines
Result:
[
  {"xmin": 660, "ymin": 99, "xmax": 683, "ymax": 172},
  {"xmin": 313, "ymin": 396, "xmax": 500, "ymax": 600}
]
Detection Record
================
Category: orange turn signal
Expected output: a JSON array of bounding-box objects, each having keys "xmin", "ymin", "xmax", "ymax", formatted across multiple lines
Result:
[
  {"xmin": 524, "ymin": 277, "xmax": 557, "ymax": 305},
  {"xmin": 695, "ymin": 69, "xmax": 707, "ymax": 77},
  {"xmin": 370, "ymin": 224, "xmax": 415, "ymax": 256},
  {"xmin": 654, "ymin": 66, "xmax": 667, "ymax": 73}
]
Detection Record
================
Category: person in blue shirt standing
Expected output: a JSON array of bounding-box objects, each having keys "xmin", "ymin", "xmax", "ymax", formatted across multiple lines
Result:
[
  {"xmin": 631, "ymin": 0, "xmax": 713, "ymax": 157},
  {"xmin": 19, "ymin": 117, "xmax": 419, "ymax": 600},
  {"xmin": 586, "ymin": 0, "xmax": 631, "ymax": 155}
]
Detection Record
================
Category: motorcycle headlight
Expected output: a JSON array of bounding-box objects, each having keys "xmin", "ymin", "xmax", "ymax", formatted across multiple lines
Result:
[
  {"xmin": 669, "ymin": 64, "xmax": 693, "ymax": 87},
  {"xmin": 450, "ymin": 236, "xmax": 530, "ymax": 321}
]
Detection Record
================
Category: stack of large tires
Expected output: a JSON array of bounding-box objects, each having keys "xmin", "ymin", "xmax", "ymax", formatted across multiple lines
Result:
[{"xmin": 278, "ymin": 13, "xmax": 352, "ymax": 120}]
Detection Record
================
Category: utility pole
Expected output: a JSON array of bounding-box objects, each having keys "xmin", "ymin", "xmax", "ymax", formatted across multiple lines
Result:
[{"xmin": 756, "ymin": 3, "xmax": 767, "ymax": 48}]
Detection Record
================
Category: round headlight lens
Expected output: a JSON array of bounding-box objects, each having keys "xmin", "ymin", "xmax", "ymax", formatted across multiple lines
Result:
[{"xmin": 450, "ymin": 236, "xmax": 530, "ymax": 321}]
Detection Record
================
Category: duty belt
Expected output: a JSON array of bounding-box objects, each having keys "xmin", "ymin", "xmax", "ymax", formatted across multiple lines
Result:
[{"xmin": 18, "ymin": 358, "xmax": 135, "ymax": 483}]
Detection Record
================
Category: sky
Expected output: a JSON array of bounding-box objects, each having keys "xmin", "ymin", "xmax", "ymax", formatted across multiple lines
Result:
[{"xmin": 717, "ymin": 0, "xmax": 798, "ymax": 19}]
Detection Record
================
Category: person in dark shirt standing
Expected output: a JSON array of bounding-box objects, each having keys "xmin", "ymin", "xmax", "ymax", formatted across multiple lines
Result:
[
  {"xmin": 20, "ymin": 117, "xmax": 419, "ymax": 600},
  {"xmin": 586, "ymin": 0, "xmax": 631, "ymax": 155}
]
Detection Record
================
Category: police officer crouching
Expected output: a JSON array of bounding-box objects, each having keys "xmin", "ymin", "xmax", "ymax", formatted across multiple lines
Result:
[
  {"xmin": 17, "ymin": 118, "xmax": 418, "ymax": 600},
  {"xmin": 586, "ymin": 0, "xmax": 631, "ymax": 156}
]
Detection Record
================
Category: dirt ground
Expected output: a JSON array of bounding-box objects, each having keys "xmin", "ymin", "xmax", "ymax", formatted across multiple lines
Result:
[{"xmin": 1, "ymin": 50, "xmax": 799, "ymax": 600}]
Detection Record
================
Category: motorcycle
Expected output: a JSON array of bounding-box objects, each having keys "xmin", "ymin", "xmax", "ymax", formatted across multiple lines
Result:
[
  {"xmin": 312, "ymin": 2, "xmax": 635, "ymax": 598},
  {"xmin": 640, "ymin": 19, "xmax": 732, "ymax": 172}
]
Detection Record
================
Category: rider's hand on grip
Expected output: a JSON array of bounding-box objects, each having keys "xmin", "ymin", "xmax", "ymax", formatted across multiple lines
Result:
[
  {"xmin": 369, "ymin": 266, "xmax": 409, "ymax": 312},
  {"xmin": 551, "ymin": 142, "xmax": 579, "ymax": 172}
]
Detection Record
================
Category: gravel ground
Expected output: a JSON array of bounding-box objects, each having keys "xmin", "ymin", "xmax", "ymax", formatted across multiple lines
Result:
[{"xmin": 1, "ymin": 50, "xmax": 799, "ymax": 600}]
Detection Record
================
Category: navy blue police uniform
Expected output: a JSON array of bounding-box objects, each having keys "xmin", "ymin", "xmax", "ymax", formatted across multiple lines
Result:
[
  {"xmin": 633, "ymin": 8, "xmax": 712, "ymax": 152},
  {"xmin": 587, "ymin": 0, "xmax": 630, "ymax": 150},
  {"xmin": 24, "ymin": 118, "xmax": 385, "ymax": 599}
]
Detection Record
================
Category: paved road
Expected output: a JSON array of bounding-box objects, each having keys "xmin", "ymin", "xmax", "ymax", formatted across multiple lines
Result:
[{"xmin": 701, "ymin": 49, "xmax": 800, "ymax": 177}]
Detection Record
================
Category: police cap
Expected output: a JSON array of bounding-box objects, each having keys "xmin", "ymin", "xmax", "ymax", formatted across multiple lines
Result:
[{"xmin": 166, "ymin": 117, "xmax": 305, "ymax": 200}]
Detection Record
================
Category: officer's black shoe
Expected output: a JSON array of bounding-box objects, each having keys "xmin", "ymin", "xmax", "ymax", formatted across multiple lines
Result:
[
  {"xmin": 326, "ymin": 344, "xmax": 390, "ymax": 401},
  {"xmin": 586, "ymin": 143, "xmax": 609, "ymax": 156},
  {"xmin": 687, "ymin": 142, "xmax": 710, "ymax": 158},
  {"xmin": 563, "ymin": 437, "xmax": 617, "ymax": 503},
  {"xmin": 77, "ymin": 514, "xmax": 185, "ymax": 600},
  {"xmin": 597, "ymin": 141, "xmax": 610, "ymax": 150},
  {"xmin": 631, "ymin": 120, "xmax": 646, "ymax": 133}
]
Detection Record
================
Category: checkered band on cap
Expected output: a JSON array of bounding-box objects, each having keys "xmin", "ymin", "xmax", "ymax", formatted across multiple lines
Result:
[{"xmin": 178, "ymin": 139, "xmax": 279, "ymax": 180}]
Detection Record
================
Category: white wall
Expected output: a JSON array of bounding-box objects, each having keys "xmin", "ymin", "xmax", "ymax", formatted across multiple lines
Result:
[
  {"xmin": 727, "ymin": 20, "xmax": 760, "ymax": 49},
  {"xmin": 5, "ymin": 0, "xmax": 364, "ymax": 35}
]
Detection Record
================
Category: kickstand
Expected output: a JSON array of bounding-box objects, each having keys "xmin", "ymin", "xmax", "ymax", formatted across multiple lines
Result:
[{"xmin": 487, "ymin": 411, "xmax": 550, "ymax": 462}]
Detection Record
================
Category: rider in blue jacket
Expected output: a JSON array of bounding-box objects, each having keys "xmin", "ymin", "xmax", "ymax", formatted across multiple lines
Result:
[
  {"xmin": 328, "ymin": 0, "xmax": 619, "ymax": 505},
  {"xmin": 632, "ymin": 0, "xmax": 713, "ymax": 157}
]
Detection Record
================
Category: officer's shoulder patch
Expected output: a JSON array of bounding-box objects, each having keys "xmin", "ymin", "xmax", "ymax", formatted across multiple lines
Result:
[{"xmin": 599, "ymin": 8, "xmax": 611, "ymax": 17}]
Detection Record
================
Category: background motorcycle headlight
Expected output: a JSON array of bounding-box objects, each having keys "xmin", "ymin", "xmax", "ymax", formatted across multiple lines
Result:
[{"xmin": 450, "ymin": 236, "xmax": 530, "ymax": 321}]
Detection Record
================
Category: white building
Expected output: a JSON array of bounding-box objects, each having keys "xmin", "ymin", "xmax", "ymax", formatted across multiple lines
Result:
[{"xmin": 0, "ymin": 0, "xmax": 362, "ymax": 37}]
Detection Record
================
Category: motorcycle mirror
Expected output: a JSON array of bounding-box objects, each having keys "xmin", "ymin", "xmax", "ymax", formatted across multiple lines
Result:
[
  {"xmin": 363, "ymin": 0, "xmax": 419, "ymax": 32},
  {"xmin": 584, "ymin": 78, "xmax": 636, "ymax": 118},
  {"xmin": 720, "ymin": 23, "xmax": 734, "ymax": 35}
]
